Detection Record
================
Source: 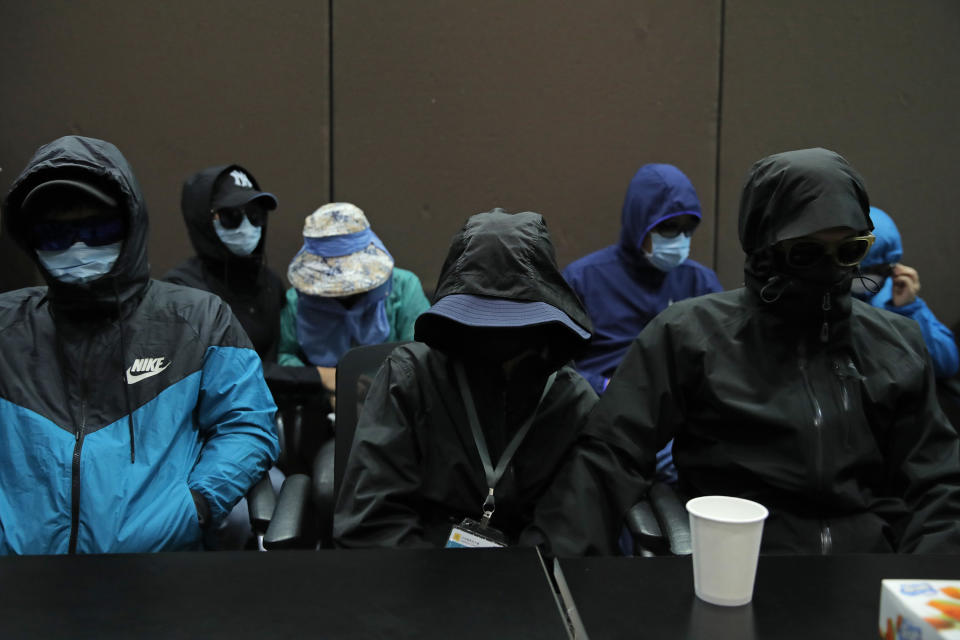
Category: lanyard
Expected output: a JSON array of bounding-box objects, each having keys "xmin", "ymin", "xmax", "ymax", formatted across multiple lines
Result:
[{"xmin": 453, "ymin": 360, "xmax": 556, "ymax": 527}]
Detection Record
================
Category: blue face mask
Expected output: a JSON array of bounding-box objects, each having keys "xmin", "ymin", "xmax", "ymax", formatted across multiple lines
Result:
[
  {"xmin": 36, "ymin": 241, "xmax": 122, "ymax": 283},
  {"xmin": 296, "ymin": 280, "xmax": 392, "ymax": 366},
  {"xmin": 214, "ymin": 216, "xmax": 261, "ymax": 256},
  {"xmin": 644, "ymin": 232, "xmax": 691, "ymax": 272}
]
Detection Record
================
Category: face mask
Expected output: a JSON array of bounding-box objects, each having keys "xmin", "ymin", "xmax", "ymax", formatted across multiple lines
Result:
[
  {"xmin": 214, "ymin": 216, "xmax": 261, "ymax": 256},
  {"xmin": 644, "ymin": 232, "xmax": 690, "ymax": 272},
  {"xmin": 36, "ymin": 241, "xmax": 122, "ymax": 283}
]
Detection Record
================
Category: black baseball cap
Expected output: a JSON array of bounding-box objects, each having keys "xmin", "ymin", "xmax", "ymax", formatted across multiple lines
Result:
[{"xmin": 211, "ymin": 168, "xmax": 278, "ymax": 211}]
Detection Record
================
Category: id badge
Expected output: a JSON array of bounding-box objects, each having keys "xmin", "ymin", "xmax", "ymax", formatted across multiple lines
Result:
[{"xmin": 445, "ymin": 517, "xmax": 508, "ymax": 548}]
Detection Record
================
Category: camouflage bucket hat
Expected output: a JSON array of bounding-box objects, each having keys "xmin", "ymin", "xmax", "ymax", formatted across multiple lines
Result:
[{"xmin": 287, "ymin": 202, "xmax": 394, "ymax": 297}]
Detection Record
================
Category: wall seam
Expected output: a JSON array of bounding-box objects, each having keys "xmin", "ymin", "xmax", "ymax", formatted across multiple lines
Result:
[{"xmin": 712, "ymin": 0, "xmax": 726, "ymax": 271}]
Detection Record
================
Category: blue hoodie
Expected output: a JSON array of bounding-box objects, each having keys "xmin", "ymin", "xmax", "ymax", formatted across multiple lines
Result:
[
  {"xmin": 857, "ymin": 206, "xmax": 958, "ymax": 379},
  {"xmin": 563, "ymin": 164, "xmax": 722, "ymax": 393}
]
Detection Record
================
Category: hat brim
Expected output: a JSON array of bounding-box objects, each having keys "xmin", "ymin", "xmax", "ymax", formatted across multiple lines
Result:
[
  {"xmin": 422, "ymin": 294, "xmax": 591, "ymax": 339},
  {"xmin": 214, "ymin": 191, "xmax": 278, "ymax": 211},
  {"xmin": 288, "ymin": 244, "xmax": 394, "ymax": 297},
  {"xmin": 22, "ymin": 179, "xmax": 118, "ymax": 212}
]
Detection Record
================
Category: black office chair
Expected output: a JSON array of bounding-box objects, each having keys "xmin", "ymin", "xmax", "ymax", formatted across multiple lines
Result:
[
  {"xmin": 262, "ymin": 341, "xmax": 409, "ymax": 550},
  {"xmin": 625, "ymin": 482, "xmax": 692, "ymax": 557}
]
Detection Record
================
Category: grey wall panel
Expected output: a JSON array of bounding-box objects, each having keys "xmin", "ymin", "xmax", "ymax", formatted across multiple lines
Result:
[
  {"xmin": 333, "ymin": 0, "xmax": 721, "ymax": 293},
  {"xmin": 718, "ymin": 1, "xmax": 960, "ymax": 328},
  {"xmin": 0, "ymin": 0, "xmax": 329, "ymax": 287}
]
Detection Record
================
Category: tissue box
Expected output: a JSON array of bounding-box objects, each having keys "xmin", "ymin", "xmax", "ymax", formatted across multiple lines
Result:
[{"xmin": 880, "ymin": 580, "xmax": 960, "ymax": 639}]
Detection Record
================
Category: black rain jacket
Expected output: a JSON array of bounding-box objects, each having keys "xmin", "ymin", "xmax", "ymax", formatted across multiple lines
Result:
[
  {"xmin": 163, "ymin": 165, "xmax": 323, "ymax": 401},
  {"xmin": 528, "ymin": 148, "xmax": 960, "ymax": 556},
  {"xmin": 163, "ymin": 165, "xmax": 284, "ymax": 361},
  {"xmin": 333, "ymin": 210, "xmax": 598, "ymax": 548}
]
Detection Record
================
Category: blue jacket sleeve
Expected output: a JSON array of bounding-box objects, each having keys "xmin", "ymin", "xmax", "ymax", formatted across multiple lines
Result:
[
  {"xmin": 190, "ymin": 345, "xmax": 280, "ymax": 523},
  {"xmin": 884, "ymin": 297, "xmax": 960, "ymax": 379}
]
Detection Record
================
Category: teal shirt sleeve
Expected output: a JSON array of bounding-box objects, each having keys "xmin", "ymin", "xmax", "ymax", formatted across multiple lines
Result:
[
  {"xmin": 386, "ymin": 268, "xmax": 431, "ymax": 341},
  {"xmin": 278, "ymin": 287, "xmax": 308, "ymax": 367}
]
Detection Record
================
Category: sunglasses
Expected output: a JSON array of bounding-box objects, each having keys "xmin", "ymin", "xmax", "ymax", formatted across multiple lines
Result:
[
  {"xmin": 30, "ymin": 216, "xmax": 126, "ymax": 251},
  {"xmin": 654, "ymin": 217, "xmax": 699, "ymax": 239},
  {"xmin": 214, "ymin": 205, "xmax": 266, "ymax": 230},
  {"xmin": 778, "ymin": 234, "xmax": 876, "ymax": 269}
]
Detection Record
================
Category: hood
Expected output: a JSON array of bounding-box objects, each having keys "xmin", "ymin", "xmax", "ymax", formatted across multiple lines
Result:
[
  {"xmin": 416, "ymin": 208, "xmax": 592, "ymax": 363},
  {"xmin": 738, "ymin": 148, "xmax": 873, "ymax": 342},
  {"xmin": 2, "ymin": 135, "xmax": 150, "ymax": 313},
  {"xmin": 180, "ymin": 164, "xmax": 270, "ymax": 268},
  {"xmin": 618, "ymin": 164, "xmax": 702, "ymax": 256},
  {"xmin": 861, "ymin": 206, "xmax": 903, "ymax": 267},
  {"xmin": 738, "ymin": 148, "xmax": 871, "ymax": 255}
]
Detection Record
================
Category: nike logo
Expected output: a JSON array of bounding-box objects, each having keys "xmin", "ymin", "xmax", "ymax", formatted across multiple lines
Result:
[{"xmin": 126, "ymin": 357, "xmax": 170, "ymax": 384}]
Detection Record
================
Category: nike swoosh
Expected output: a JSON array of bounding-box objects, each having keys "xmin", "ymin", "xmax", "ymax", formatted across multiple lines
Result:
[{"xmin": 126, "ymin": 363, "xmax": 171, "ymax": 384}]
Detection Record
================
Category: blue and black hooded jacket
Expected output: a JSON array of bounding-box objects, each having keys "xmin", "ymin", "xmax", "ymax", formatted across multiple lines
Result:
[
  {"xmin": 857, "ymin": 206, "xmax": 958, "ymax": 379},
  {"xmin": 562, "ymin": 164, "xmax": 722, "ymax": 394},
  {"xmin": 0, "ymin": 136, "xmax": 279, "ymax": 554}
]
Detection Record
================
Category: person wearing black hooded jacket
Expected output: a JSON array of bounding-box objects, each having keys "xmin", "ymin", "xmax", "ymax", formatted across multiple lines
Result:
[
  {"xmin": 0, "ymin": 136, "xmax": 278, "ymax": 554},
  {"xmin": 525, "ymin": 148, "xmax": 960, "ymax": 556},
  {"xmin": 333, "ymin": 209, "xmax": 598, "ymax": 548},
  {"xmin": 163, "ymin": 166, "xmax": 325, "ymax": 399}
]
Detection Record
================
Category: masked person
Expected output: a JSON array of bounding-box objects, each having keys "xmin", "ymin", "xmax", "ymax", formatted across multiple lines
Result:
[
  {"xmin": 563, "ymin": 164, "xmax": 722, "ymax": 394},
  {"xmin": 164, "ymin": 165, "xmax": 284, "ymax": 362},
  {"xmin": 334, "ymin": 208, "xmax": 598, "ymax": 548},
  {"xmin": 851, "ymin": 206, "xmax": 958, "ymax": 379},
  {"xmin": 526, "ymin": 148, "xmax": 960, "ymax": 556},
  {"xmin": 563, "ymin": 164, "xmax": 722, "ymax": 486},
  {"xmin": 0, "ymin": 136, "xmax": 279, "ymax": 554},
  {"xmin": 279, "ymin": 202, "xmax": 430, "ymax": 395}
]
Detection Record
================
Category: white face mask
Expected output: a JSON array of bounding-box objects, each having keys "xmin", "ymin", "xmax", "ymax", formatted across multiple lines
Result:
[
  {"xmin": 644, "ymin": 232, "xmax": 691, "ymax": 272},
  {"xmin": 214, "ymin": 216, "xmax": 262, "ymax": 256},
  {"xmin": 36, "ymin": 241, "xmax": 122, "ymax": 283}
]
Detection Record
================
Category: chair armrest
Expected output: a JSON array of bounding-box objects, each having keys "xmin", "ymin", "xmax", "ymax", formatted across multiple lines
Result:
[
  {"xmin": 263, "ymin": 474, "xmax": 316, "ymax": 550},
  {"xmin": 649, "ymin": 483, "xmax": 692, "ymax": 556},
  {"xmin": 312, "ymin": 438, "xmax": 336, "ymax": 548},
  {"xmin": 247, "ymin": 472, "xmax": 277, "ymax": 536},
  {"xmin": 625, "ymin": 501, "xmax": 668, "ymax": 556}
]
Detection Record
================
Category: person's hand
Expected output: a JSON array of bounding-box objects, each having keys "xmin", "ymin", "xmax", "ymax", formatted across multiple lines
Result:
[
  {"xmin": 316, "ymin": 366, "xmax": 337, "ymax": 409},
  {"xmin": 316, "ymin": 366, "xmax": 336, "ymax": 392},
  {"xmin": 890, "ymin": 263, "xmax": 920, "ymax": 307}
]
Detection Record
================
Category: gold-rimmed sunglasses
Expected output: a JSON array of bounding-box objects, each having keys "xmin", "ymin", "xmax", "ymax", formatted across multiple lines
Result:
[{"xmin": 777, "ymin": 233, "xmax": 876, "ymax": 268}]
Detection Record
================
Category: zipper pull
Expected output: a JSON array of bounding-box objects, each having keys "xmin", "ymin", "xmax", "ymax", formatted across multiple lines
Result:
[
  {"xmin": 820, "ymin": 321, "xmax": 829, "ymax": 343},
  {"xmin": 821, "ymin": 292, "xmax": 832, "ymax": 311}
]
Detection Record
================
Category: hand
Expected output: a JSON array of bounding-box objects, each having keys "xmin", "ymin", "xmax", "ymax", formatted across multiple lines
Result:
[
  {"xmin": 316, "ymin": 366, "xmax": 336, "ymax": 392},
  {"xmin": 890, "ymin": 263, "xmax": 920, "ymax": 307}
]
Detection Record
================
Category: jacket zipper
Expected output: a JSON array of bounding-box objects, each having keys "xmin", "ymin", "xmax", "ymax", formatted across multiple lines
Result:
[
  {"xmin": 798, "ymin": 343, "xmax": 830, "ymax": 554},
  {"xmin": 68, "ymin": 397, "xmax": 86, "ymax": 554},
  {"xmin": 67, "ymin": 341, "xmax": 91, "ymax": 555}
]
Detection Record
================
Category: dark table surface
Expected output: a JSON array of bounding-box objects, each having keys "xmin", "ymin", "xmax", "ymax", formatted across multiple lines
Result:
[
  {"xmin": 0, "ymin": 548, "xmax": 569, "ymax": 639},
  {"xmin": 555, "ymin": 553, "xmax": 960, "ymax": 639}
]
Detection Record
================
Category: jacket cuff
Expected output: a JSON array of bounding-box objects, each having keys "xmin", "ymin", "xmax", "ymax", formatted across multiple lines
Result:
[{"xmin": 190, "ymin": 489, "xmax": 213, "ymax": 529}]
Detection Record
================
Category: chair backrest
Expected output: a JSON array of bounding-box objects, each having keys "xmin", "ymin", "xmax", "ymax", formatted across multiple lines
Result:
[{"xmin": 333, "ymin": 341, "xmax": 410, "ymax": 500}]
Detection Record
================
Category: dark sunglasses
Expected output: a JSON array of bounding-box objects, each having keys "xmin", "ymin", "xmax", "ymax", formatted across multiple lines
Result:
[
  {"xmin": 778, "ymin": 234, "xmax": 876, "ymax": 269},
  {"xmin": 30, "ymin": 216, "xmax": 126, "ymax": 251},
  {"xmin": 214, "ymin": 205, "xmax": 266, "ymax": 230},
  {"xmin": 654, "ymin": 218, "xmax": 699, "ymax": 239}
]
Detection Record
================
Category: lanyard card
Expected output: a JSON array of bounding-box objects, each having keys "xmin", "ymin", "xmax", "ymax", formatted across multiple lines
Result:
[{"xmin": 445, "ymin": 518, "xmax": 508, "ymax": 548}]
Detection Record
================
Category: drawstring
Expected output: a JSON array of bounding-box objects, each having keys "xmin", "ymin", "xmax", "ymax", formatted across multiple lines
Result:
[
  {"xmin": 759, "ymin": 275, "xmax": 788, "ymax": 303},
  {"xmin": 113, "ymin": 280, "xmax": 136, "ymax": 463},
  {"xmin": 853, "ymin": 267, "xmax": 884, "ymax": 295}
]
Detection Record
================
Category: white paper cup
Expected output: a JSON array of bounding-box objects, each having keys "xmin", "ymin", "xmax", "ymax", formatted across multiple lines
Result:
[{"xmin": 686, "ymin": 495, "xmax": 768, "ymax": 607}]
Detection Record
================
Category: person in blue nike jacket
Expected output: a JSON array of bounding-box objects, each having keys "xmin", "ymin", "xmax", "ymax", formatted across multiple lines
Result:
[
  {"xmin": 852, "ymin": 206, "xmax": 958, "ymax": 379},
  {"xmin": 562, "ymin": 164, "xmax": 721, "ymax": 484},
  {"xmin": 0, "ymin": 135, "xmax": 279, "ymax": 554}
]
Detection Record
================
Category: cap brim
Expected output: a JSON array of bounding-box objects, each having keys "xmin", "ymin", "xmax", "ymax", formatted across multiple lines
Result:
[
  {"xmin": 422, "ymin": 294, "xmax": 591, "ymax": 339},
  {"xmin": 214, "ymin": 191, "xmax": 278, "ymax": 211},
  {"xmin": 22, "ymin": 179, "xmax": 118, "ymax": 212}
]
